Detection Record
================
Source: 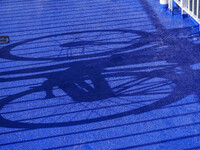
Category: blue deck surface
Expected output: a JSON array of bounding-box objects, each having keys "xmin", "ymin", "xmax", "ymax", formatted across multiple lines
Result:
[{"xmin": 0, "ymin": 0, "xmax": 200, "ymax": 149}]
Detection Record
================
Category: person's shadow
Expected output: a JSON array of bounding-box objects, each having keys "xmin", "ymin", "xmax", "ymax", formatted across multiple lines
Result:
[{"xmin": 42, "ymin": 64, "xmax": 114, "ymax": 102}]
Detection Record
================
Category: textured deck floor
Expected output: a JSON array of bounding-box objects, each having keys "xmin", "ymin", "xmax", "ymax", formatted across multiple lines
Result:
[{"xmin": 0, "ymin": 0, "xmax": 200, "ymax": 149}]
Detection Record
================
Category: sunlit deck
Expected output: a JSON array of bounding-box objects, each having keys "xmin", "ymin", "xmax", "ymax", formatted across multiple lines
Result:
[{"xmin": 0, "ymin": 0, "xmax": 200, "ymax": 149}]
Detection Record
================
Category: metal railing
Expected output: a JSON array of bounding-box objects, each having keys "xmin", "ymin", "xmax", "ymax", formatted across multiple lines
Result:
[{"xmin": 169, "ymin": 0, "xmax": 200, "ymax": 29}]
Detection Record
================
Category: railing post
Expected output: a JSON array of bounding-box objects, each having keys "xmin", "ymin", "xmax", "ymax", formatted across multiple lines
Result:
[
  {"xmin": 160, "ymin": 0, "xmax": 168, "ymax": 8},
  {"xmin": 167, "ymin": 0, "xmax": 200, "ymax": 32},
  {"xmin": 168, "ymin": 0, "xmax": 173, "ymax": 11},
  {"xmin": 189, "ymin": 0, "xmax": 191, "ymax": 12},
  {"xmin": 181, "ymin": 0, "xmax": 187, "ymax": 17},
  {"xmin": 192, "ymin": 0, "xmax": 195, "ymax": 15},
  {"xmin": 197, "ymin": 0, "xmax": 200, "ymax": 18}
]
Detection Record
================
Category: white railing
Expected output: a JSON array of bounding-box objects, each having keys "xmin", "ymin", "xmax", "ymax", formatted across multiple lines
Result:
[{"xmin": 169, "ymin": 0, "xmax": 200, "ymax": 29}]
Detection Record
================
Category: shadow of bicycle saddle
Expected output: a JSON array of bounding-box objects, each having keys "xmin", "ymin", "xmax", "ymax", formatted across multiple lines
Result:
[{"xmin": 0, "ymin": 36, "xmax": 10, "ymax": 44}]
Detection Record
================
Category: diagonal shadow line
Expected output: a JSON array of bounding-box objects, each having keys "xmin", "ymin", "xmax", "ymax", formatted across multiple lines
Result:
[
  {"xmin": 0, "ymin": 87, "xmax": 192, "ymax": 129},
  {"xmin": 0, "ymin": 1, "xmax": 143, "ymax": 18},
  {"xmin": 1, "ymin": 6, "xmax": 144, "ymax": 23},
  {"xmin": 2, "ymin": 12, "xmax": 147, "ymax": 32},
  {"xmin": 1, "ymin": 19, "xmax": 154, "ymax": 38},
  {"xmin": 113, "ymin": 77, "xmax": 150, "ymax": 90},
  {"xmin": 2, "ymin": 17, "xmax": 152, "ymax": 35},
  {"xmin": 115, "ymin": 80, "xmax": 172, "ymax": 95},
  {"xmin": 0, "ymin": 107, "xmax": 199, "ymax": 135},
  {"xmin": 1, "ymin": 111, "xmax": 200, "ymax": 147},
  {"xmin": 139, "ymin": 0, "xmax": 166, "ymax": 33},
  {"xmin": 105, "ymin": 64, "xmax": 176, "ymax": 73},
  {"xmin": 44, "ymin": 125, "xmax": 200, "ymax": 150},
  {"xmin": 116, "ymin": 92, "xmax": 171, "ymax": 97},
  {"xmin": 185, "ymin": 146, "xmax": 200, "ymax": 150},
  {"xmin": 11, "ymin": 99, "xmax": 157, "ymax": 122},
  {"xmin": 0, "ymin": 59, "xmax": 190, "ymax": 128},
  {"xmin": 121, "ymin": 82, "xmax": 172, "ymax": 94},
  {"xmin": 0, "ymin": 101, "xmax": 75, "ymax": 115},
  {"xmin": 6, "ymin": 95, "xmax": 74, "ymax": 105},
  {"xmin": 133, "ymin": 86, "xmax": 191, "ymax": 114},
  {"xmin": 114, "ymin": 134, "xmax": 200, "ymax": 150},
  {"xmin": 0, "ymin": 38, "xmax": 152, "ymax": 62}
]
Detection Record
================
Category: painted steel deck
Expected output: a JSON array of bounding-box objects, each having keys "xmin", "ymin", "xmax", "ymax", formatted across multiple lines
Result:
[{"xmin": 0, "ymin": 0, "xmax": 200, "ymax": 149}]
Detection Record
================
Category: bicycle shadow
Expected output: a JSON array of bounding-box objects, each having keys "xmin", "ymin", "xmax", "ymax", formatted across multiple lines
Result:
[
  {"xmin": 43, "ymin": 64, "xmax": 114, "ymax": 102},
  {"xmin": 0, "ymin": 28, "xmax": 200, "ymax": 128}
]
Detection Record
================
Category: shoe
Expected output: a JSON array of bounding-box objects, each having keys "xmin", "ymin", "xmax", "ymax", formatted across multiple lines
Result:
[{"xmin": 0, "ymin": 36, "xmax": 10, "ymax": 44}]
